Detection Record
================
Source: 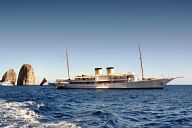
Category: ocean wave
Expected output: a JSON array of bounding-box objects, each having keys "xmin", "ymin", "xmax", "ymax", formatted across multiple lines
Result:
[
  {"xmin": 1, "ymin": 85, "xmax": 192, "ymax": 127},
  {"xmin": 0, "ymin": 99, "xmax": 79, "ymax": 128},
  {"xmin": 90, "ymin": 110, "xmax": 119, "ymax": 127}
]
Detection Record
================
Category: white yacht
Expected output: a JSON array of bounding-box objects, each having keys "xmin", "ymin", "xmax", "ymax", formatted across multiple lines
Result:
[
  {"xmin": 56, "ymin": 46, "xmax": 177, "ymax": 89},
  {"xmin": 56, "ymin": 68, "xmax": 175, "ymax": 89}
]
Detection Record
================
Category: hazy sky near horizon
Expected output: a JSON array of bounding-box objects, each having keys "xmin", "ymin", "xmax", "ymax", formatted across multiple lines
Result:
[{"xmin": 0, "ymin": 0, "xmax": 192, "ymax": 84}]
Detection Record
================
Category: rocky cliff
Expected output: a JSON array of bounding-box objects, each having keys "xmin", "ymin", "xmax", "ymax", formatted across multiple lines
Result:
[
  {"xmin": 17, "ymin": 64, "xmax": 36, "ymax": 85},
  {"xmin": 1, "ymin": 69, "xmax": 16, "ymax": 85}
]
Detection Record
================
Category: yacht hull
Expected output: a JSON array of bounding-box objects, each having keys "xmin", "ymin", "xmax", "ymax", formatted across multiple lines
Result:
[{"xmin": 56, "ymin": 78, "xmax": 174, "ymax": 89}]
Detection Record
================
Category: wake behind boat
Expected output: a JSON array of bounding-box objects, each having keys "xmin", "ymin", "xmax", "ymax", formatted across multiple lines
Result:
[{"xmin": 56, "ymin": 46, "xmax": 177, "ymax": 89}]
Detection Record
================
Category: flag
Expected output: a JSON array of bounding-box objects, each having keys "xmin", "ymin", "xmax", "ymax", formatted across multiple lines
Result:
[{"xmin": 40, "ymin": 78, "xmax": 47, "ymax": 86}]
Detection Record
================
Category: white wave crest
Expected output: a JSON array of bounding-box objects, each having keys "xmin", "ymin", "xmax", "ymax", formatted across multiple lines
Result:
[
  {"xmin": 0, "ymin": 99, "xmax": 79, "ymax": 128},
  {"xmin": 39, "ymin": 122, "xmax": 78, "ymax": 128}
]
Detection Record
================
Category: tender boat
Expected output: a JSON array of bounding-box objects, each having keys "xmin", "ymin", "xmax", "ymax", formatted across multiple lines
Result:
[{"xmin": 0, "ymin": 81, "xmax": 13, "ymax": 86}]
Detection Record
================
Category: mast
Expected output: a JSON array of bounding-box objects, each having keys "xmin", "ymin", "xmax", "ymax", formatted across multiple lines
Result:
[
  {"xmin": 139, "ymin": 44, "xmax": 144, "ymax": 79},
  {"xmin": 65, "ymin": 48, "xmax": 70, "ymax": 80}
]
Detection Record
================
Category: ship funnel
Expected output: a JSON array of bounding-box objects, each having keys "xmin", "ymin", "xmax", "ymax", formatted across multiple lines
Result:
[
  {"xmin": 95, "ymin": 68, "xmax": 102, "ymax": 76},
  {"xmin": 107, "ymin": 67, "xmax": 114, "ymax": 76}
]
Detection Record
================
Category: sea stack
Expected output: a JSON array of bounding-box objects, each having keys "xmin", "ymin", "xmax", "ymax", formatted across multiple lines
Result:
[
  {"xmin": 17, "ymin": 64, "xmax": 36, "ymax": 85},
  {"xmin": 1, "ymin": 69, "xmax": 16, "ymax": 85}
]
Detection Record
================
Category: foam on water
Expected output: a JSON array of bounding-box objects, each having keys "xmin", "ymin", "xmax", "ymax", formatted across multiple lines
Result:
[{"xmin": 0, "ymin": 99, "xmax": 78, "ymax": 128}]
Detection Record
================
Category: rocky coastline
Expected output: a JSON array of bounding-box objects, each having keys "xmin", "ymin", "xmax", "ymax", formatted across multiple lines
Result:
[{"xmin": 1, "ymin": 64, "xmax": 36, "ymax": 85}]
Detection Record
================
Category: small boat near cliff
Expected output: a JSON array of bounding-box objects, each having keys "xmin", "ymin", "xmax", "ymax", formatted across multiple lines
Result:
[
  {"xmin": 0, "ymin": 81, "xmax": 13, "ymax": 86},
  {"xmin": 56, "ymin": 46, "xmax": 177, "ymax": 89}
]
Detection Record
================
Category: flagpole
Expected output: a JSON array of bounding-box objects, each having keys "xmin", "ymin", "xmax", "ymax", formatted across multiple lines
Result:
[
  {"xmin": 139, "ymin": 44, "xmax": 144, "ymax": 79},
  {"xmin": 66, "ymin": 48, "xmax": 70, "ymax": 80}
]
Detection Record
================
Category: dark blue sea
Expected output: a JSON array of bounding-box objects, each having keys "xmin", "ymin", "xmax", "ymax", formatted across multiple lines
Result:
[{"xmin": 0, "ymin": 85, "xmax": 192, "ymax": 128}]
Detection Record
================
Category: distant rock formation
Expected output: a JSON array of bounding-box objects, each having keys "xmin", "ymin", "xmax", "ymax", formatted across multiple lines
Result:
[
  {"xmin": 1, "ymin": 69, "xmax": 16, "ymax": 85},
  {"xmin": 17, "ymin": 64, "xmax": 36, "ymax": 85}
]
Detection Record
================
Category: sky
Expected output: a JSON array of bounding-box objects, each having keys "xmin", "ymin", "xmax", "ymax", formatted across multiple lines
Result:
[{"xmin": 0, "ymin": 0, "xmax": 192, "ymax": 84}]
